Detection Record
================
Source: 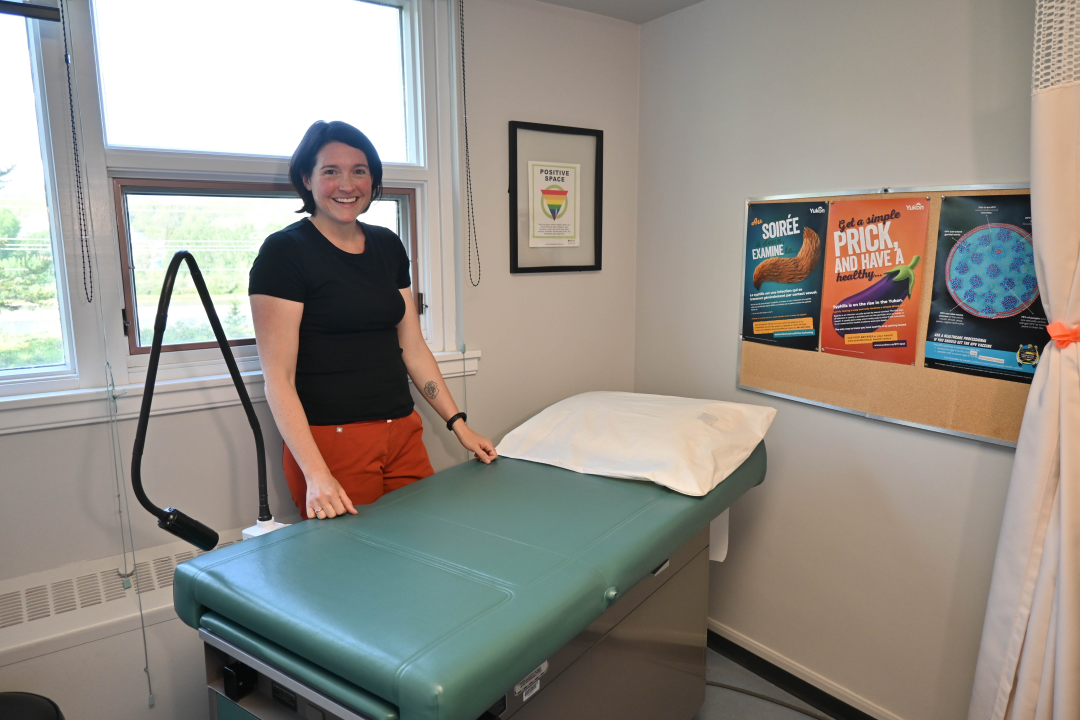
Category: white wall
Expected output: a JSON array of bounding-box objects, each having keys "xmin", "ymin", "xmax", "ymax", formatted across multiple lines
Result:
[
  {"xmin": 0, "ymin": 0, "xmax": 640, "ymax": 716},
  {"xmin": 0, "ymin": 404, "xmax": 291, "ymax": 583},
  {"xmin": 635, "ymin": 2, "xmax": 1032, "ymax": 720},
  {"xmin": 455, "ymin": 0, "xmax": 640, "ymax": 439}
]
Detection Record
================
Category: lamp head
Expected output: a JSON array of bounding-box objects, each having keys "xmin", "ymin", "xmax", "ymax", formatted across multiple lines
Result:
[{"xmin": 159, "ymin": 508, "xmax": 219, "ymax": 551}]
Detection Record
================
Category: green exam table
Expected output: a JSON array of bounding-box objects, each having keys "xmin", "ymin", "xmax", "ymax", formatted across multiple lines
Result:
[{"xmin": 174, "ymin": 444, "xmax": 767, "ymax": 720}]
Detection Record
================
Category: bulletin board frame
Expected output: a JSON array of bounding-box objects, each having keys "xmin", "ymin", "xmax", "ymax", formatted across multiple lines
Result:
[{"xmin": 737, "ymin": 183, "xmax": 1032, "ymax": 448}]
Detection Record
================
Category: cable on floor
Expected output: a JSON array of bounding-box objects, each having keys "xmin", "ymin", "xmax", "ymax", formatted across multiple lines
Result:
[{"xmin": 706, "ymin": 680, "xmax": 833, "ymax": 720}]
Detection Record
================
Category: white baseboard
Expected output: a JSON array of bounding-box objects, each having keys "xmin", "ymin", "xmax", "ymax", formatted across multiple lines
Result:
[{"xmin": 707, "ymin": 618, "xmax": 906, "ymax": 720}]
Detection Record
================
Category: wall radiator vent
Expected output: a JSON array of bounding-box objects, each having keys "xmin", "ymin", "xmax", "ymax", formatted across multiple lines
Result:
[
  {"xmin": 76, "ymin": 574, "xmax": 102, "ymax": 609},
  {"xmin": 50, "ymin": 580, "xmax": 77, "ymax": 616},
  {"xmin": 100, "ymin": 570, "xmax": 127, "ymax": 603},
  {"xmin": 153, "ymin": 557, "xmax": 176, "ymax": 589},
  {"xmin": 0, "ymin": 592, "xmax": 23, "ymax": 629},
  {"xmin": 24, "ymin": 587, "xmax": 50, "ymax": 622},
  {"xmin": 0, "ymin": 539, "xmax": 237, "ymax": 634},
  {"xmin": 133, "ymin": 562, "xmax": 154, "ymax": 594}
]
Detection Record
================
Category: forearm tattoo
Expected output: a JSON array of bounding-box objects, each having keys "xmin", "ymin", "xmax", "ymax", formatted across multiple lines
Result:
[{"xmin": 424, "ymin": 381, "xmax": 439, "ymax": 400}]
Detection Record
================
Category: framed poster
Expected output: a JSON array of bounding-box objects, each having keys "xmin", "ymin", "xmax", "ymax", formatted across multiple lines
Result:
[
  {"xmin": 820, "ymin": 197, "xmax": 930, "ymax": 365},
  {"xmin": 924, "ymin": 194, "xmax": 1047, "ymax": 383},
  {"xmin": 741, "ymin": 201, "xmax": 829, "ymax": 351},
  {"xmin": 509, "ymin": 121, "xmax": 602, "ymax": 273}
]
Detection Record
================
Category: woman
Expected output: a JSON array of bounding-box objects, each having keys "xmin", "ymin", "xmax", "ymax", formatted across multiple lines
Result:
[{"xmin": 250, "ymin": 120, "xmax": 496, "ymax": 522}]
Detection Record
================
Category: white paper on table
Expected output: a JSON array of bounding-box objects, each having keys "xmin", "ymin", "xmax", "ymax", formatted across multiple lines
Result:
[{"xmin": 709, "ymin": 509, "xmax": 729, "ymax": 562}]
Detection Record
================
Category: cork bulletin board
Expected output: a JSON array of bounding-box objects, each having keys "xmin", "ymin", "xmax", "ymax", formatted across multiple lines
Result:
[{"xmin": 737, "ymin": 185, "xmax": 1032, "ymax": 446}]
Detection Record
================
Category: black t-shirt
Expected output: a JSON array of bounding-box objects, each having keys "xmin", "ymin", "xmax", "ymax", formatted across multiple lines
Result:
[{"xmin": 248, "ymin": 218, "xmax": 414, "ymax": 425}]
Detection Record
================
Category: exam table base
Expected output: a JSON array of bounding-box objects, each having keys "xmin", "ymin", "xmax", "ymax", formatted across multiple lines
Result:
[{"xmin": 204, "ymin": 528, "xmax": 710, "ymax": 720}]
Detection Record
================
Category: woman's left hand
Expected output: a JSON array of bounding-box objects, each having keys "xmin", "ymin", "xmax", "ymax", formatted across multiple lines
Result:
[{"xmin": 453, "ymin": 422, "xmax": 497, "ymax": 464}]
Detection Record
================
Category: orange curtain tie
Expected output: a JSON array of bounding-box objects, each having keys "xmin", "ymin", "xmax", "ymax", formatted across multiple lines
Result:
[{"xmin": 1047, "ymin": 321, "xmax": 1080, "ymax": 348}]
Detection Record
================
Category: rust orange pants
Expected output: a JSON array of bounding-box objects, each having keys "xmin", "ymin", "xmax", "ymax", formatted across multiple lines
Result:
[{"xmin": 283, "ymin": 410, "xmax": 434, "ymax": 516}]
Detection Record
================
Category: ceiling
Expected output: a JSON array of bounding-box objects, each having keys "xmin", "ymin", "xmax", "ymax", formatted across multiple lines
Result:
[{"xmin": 537, "ymin": 0, "xmax": 704, "ymax": 25}]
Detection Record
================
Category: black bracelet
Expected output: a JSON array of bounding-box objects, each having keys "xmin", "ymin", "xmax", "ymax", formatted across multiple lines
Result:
[{"xmin": 446, "ymin": 412, "xmax": 467, "ymax": 431}]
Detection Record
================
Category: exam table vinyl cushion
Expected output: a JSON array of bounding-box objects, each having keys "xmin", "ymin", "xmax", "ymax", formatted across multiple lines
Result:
[{"xmin": 174, "ymin": 445, "xmax": 767, "ymax": 720}]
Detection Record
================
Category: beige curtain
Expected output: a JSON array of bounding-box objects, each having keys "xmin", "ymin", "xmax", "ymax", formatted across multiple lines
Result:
[{"xmin": 967, "ymin": 3, "xmax": 1080, "ymax": 719}]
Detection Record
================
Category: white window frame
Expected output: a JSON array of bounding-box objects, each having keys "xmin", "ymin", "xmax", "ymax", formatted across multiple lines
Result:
[
  {"xmin": 0, "ymin": 0, "xmax": 473, "ymax": 433},
  {"xmin": 0, "ymin": 10, "xmax": 99, "ymax": 397}
]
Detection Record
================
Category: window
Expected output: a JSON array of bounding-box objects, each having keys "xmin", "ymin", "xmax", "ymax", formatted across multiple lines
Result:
[
  {"xmin": 0, "ymin": 13, "xmax": 70, "ymax": 377},
  {"xmin": 114, "ymin": 181, "xmax": 420, "ymax": 353},
  {"xmin": 114, "ymin": 181, "xmax": 296, "ymax": 352},
  {"xmin": 0, "ymin": 0, "xmax": 461, "ymax": 408},
  {"xmin": 91, "ymin": 0, "xmax": 412, "ymax": 161}
]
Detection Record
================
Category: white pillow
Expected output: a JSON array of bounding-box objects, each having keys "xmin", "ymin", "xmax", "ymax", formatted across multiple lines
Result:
[{"xmin": 495, "ymin": 391, "xmax": 776, "ymax": 496}]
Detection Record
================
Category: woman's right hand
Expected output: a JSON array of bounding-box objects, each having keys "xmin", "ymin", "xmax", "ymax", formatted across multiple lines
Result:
[{"xmin": 305, "ymin": 471, "xmax": 359, "ymax": 520}]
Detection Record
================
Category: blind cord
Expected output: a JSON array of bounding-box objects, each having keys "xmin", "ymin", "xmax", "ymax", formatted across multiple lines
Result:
[
  {"xmin": 457, "ymin": 0, "xmax": 480, "ymax": 287},
  {"xmin": 456, "ymin": 0, "xmax": 476, "ymax": 460},
  {"xmin": 58, "ymin": 0, "xmax": 91, "ymax": 304},
  {"xmin": 58, "ymin": 1, "xmax": 155, "ymax": 705},
  {"xmin": 106, "ymin": 363, "xmax": 155, "ymax": 709}
]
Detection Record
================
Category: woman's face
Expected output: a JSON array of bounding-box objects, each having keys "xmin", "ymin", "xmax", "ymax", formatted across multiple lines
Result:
[{"xmin": 303, "ymin": 141, "xmax": 373, "ymax": 224}]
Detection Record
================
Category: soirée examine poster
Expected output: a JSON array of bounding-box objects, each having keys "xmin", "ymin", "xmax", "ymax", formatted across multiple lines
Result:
[
  {"xmin": 924, "ymin": 195, "xmax": 1047, "ymax": 383},
  {"xmin": 820, "ymin": 197, "xmax": 930, "ymax": 365},
  {"xmin": 528, "ymin": 161, "xmax": 579, "ymax": 247},
  {"xmin": 741, "ymin": 201, "xmax": 828, "ymax": 351}
]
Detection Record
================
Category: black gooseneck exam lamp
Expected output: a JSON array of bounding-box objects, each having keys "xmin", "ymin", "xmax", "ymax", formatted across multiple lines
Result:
[{"xmin": 131, "ymin": 251, "xmax": 286, "ymax": 552}]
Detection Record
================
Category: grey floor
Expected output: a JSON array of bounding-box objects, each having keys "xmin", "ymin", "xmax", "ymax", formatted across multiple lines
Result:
[{"xmin": 692, "ymin": 649, "xmax": 832, "ymax": 720}]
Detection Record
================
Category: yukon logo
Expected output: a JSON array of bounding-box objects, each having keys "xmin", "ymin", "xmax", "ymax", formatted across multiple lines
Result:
[
  {"xmin": 906, "ymin": 202, "xmax": 925, "ymax": 211},
  {"xmin": 809, "ymin": 206, "xmax": 825, "ymax": 213},
  {"xmin": 751, "ymin": 218, "xmax": 763, "ymax": 225},
  {"xmin": 1017, "ymin": 344, "xmax": 1039, "ymax": 366}
]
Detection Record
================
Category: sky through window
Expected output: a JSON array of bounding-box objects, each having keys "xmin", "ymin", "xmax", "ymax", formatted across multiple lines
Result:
[{"xmin": 93, "ymin": 0, "xmax": 408, "ymax": 160}]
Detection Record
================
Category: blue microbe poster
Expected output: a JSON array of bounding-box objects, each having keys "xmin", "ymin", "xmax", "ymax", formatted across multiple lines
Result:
[
  {"xmin": 741, "ymin": 201, "xmax": 829, "ymax": 351},
  {"xmin": 924, "ymin": 195, "xmax": 1049, "ymax": 384}
]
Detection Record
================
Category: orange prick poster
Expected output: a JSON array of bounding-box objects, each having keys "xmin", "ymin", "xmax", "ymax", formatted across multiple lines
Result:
[{"xmin": 820, "ymin": 198, "xmax": 930, "ymax": 365}]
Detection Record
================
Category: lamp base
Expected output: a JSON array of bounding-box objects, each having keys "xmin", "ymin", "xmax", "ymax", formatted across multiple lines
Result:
[{"xmin": 242, "ymin": 518, "xmax": 290, "ymax": 540}]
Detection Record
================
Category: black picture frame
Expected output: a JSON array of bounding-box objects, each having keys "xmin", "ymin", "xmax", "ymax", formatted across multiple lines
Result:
[{"xmin": 509, "ymin": 121, "xmax": 603, "ymax": 273}]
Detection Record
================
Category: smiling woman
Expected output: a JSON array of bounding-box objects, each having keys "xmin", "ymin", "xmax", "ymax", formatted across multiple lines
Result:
[{"xmin": 249, "ymin": 121, "xmax": 496, "ymax": 524}]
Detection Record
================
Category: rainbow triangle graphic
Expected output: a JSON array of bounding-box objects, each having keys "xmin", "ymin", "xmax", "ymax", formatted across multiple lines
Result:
[{"xmin": 540, "ymin": 187, "xmax": 568, "ymax": 220}]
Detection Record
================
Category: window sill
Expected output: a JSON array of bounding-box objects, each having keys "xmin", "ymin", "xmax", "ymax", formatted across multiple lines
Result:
[{"xmin": 0, "ymin": 350, "xmax": 480, "ymax": 437}]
